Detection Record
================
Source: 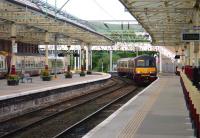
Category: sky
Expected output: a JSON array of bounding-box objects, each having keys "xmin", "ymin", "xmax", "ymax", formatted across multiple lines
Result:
[{"xmin": 47, "ymin": 0, "xmax": 135, "ymax": 21}]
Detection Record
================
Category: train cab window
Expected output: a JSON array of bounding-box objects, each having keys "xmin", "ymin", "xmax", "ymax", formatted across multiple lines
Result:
[
  {"xmin": 137, "ymin": 59, "xmax": 155, "ymax": 67},
  {"xmin": 146, "ymin": 59, "xmax": 155, "ymax": 67},
  {"xmin": 137, "ymin": 60, "xmax": 145, "ymax": 67}
]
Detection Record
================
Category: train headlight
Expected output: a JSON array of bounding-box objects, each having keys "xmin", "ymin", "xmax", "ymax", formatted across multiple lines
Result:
[
  {"xmin": 150, "ymin": 72, "xmax": 155, "ymax": 75},
  {"xmin": 137, "ymin": 71, "xmax": 141, "ymax": 74}
]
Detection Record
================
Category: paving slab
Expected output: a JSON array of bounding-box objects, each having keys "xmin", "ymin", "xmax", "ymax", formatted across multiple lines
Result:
[
  {"xmin": 0, "ymin": 73, "xmax": 110, "ymax": 100},
  {"xmin": 84, "ymin": 74, "xmax": 195, "ymax": 138}
]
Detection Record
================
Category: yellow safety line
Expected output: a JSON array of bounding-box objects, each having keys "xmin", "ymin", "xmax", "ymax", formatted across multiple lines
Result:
[{"xmin": 118, "ymin": 80, "xmax": 164, "ymax": 138}]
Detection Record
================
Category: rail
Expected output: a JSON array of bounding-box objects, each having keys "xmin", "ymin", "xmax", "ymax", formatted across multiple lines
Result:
[
  {"xmin": 0, "ymin": 77, "xmax": 126, "ymax": 138},
  {"xmin": 53, "ymin": 85, "xmax": 139, "ymax": 138}
]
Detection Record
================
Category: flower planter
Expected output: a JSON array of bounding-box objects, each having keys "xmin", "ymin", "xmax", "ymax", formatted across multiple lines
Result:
[
  {"xmin": 87, "ymin": 71, "xmax": 92, "ymax": 75},
  {"xmin": 42, "ymin": 76, "xmax": 51, "ymax": 81},
  {"xmin": 7, "ymin": 80, "xmax": 19, "ymax": 86},
  {"xmin": 65, "ymin": 72, "xmax": 72, "ymax": 78},
  {"xmin": 80, "ymin": 72, "xmax": 85, "ymax": 77}
]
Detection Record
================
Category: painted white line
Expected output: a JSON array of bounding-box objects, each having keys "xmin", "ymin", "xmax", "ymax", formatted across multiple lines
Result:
[
  {"xmin": 184, "ymin": 122, "xmax": 192, "ymax": 125},
  {"xmin": 186, "ymin": 128, "xmax": 194, "ymax": 131},
  {"xmin": 0, "ymin": 74, "xmax": 111, "ymax": 101},
  {"xmin": 83, "ymin": 77, "xmax": 160, "ymax": 138}
]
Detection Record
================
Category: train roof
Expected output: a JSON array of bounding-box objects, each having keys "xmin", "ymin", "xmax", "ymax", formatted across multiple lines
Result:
[
  {"xmin": 117, "ymin": 58, "xmax": 131, "ymax": 62},
  {"xmin": 118, "ymin": 55, "xmax": 155, "ymax": 62},
  {"xmin": 129, "ymin": 55, "xmax": 155, "ymax": 60}
]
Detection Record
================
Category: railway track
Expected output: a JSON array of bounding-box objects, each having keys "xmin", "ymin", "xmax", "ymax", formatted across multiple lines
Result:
[
  {"xmin": 54, "ymin": 86, "xmax": 143, "ymax": 138},
  {"xmin": 0, "ymin": 77, "xmax": 141, "ymax": 138}
]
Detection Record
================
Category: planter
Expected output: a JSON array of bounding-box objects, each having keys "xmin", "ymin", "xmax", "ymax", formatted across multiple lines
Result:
[
  {"xmin": 65, "ymin": 72, "xmax": 72, "ymax": 78},
  {"xmin": 87, "ymin": 71, "xmax": 92, "ymax": 75},
  {"xmin": 42, "ymin": 76, "xmax": 51, "ymax": 81},
  {"xmin": 80, "ymin": 72, "xmax": 85, "ymax": 77},
  {"xmin": 7, "ymin": 80, "xmax": 19, "ymax": 86}
]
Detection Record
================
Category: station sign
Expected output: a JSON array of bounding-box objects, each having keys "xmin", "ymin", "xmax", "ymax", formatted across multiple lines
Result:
[
  {"xmin": 12, "ymin": 43, "xmax": 18, "ymax": 53},
  {"xmin": 181, "ymin": 33, "xmax": 200, "ymax": 42}
]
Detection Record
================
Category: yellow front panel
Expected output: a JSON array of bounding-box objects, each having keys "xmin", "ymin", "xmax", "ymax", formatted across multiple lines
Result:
[{"xmin": 135, "ymin": 67, "xmax": 156, "ymax": 74}]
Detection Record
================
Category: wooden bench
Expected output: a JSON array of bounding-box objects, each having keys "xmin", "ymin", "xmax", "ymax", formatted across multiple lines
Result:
[{"xmin": 20, "ymin": 73, "xmax": 32, "ymax": 83}]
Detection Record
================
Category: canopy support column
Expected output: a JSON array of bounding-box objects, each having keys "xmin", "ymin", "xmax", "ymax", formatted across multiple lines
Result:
[
  {"xmin": 159, "ymin": 51, "xmax": 162, "ymax": 73},
  {"xmin": 44, "ymin": 32, "xmax": 49, "ymax": 66},
  {"xmin": 86, "ymin": 46, "xmax": 89, "ymax": 71},
  {"xmin": 54, "ymin": 35, "xmax": 58, "ymax": 78},
  {"xmin": 67, "ymin": 45, "xmax": 71, "ymax": 71},
  {"xmin": 78, "ymin": 49, "xmax": 80, "ymax": 70},
  {"xmin": 81, "ymin": 43, "xmax": 85, "ymax": 72},
  {"xmin": 194, "ymin": 42, "xmax": 200, "ymax": 67},
  {"xmin": 110, "ymin": 50, "xmax": 113, "ymax": 72},
  {"xmin": 11, "ymin": 24, "xmax": 17, "ymax": 66},
  {"xmin": 87, "ymin": 45, "xmax": 92, "ymax": 74}
]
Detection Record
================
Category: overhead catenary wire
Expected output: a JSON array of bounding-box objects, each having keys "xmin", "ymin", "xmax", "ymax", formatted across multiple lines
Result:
[
  {"xmin": 56, "ymin": 0, "xmax": 71, "ymax": 14},
  {"xmin": 93, "ymin": 0, "xmax": 116, "ymax": 20}
]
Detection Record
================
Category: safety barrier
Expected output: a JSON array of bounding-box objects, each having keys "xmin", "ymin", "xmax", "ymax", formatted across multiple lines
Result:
[{"xmin": 180, "ymin": 72, "xmax": 200, "ymax": 138}]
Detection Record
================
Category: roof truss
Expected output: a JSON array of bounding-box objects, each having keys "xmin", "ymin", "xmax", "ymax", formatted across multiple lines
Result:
[
  {"xmin": 0, "ymin": 0, "xmax": 113, "ymax": 46},
  {"xmin": 120, "ymin": 0, "xmax": 198, "ymax": 46}
]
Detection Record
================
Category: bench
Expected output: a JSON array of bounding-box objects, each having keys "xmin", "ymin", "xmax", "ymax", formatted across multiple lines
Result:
[{"xmin": 20, "ymin": 73, "xmax": 32, "ymax": 83}]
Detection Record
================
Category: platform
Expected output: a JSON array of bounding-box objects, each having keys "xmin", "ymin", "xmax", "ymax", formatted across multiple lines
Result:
[
  {"xmin": 84, "ymin": 74, "xmax": 195, "ymax": 138},
  {"xmin": 0, "ymin": 72, "xmax": 110, "ymax": 100}
]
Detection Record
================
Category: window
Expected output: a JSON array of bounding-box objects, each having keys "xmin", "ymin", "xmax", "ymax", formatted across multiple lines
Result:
[
  {"xmin": 136, "ymin": 59, "xmax": 155, "ymax": 67},
  {"xmin": 137, "ymin": 60, "xmax": 145, "ymax": 67},
  {"xmin": 147, "ymin": 59, "xmax": 155, "ymax": 67},
  {"xmin": 0, "ymin": 61, "xmax": 3, "ymax": 69}
]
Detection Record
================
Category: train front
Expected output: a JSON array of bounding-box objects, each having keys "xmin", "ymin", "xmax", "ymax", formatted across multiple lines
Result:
[{"xmin": 134, "ymin": 56, "xmax": 157, "ymax": 84}]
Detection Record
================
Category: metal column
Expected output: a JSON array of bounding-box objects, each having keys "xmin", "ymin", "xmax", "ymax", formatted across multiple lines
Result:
[
  {"xmin": 78, "ymin": 49, "xmax": 80, "ymax": 70},
  {"xmin": 54, "ymin": 35, "xmax": 58, "ymax": 78},
  {"xmin": 86, "ymin": 46, "xmax": 89, "ymax": 71},
  {"xmin": 110, "ymin": 50, "xmax": 113, "ymax": 72},
  {"xmin": 10, "ymin": 24, "xmax": 17, "ymax": 67},
  {"xmin": 159, "ymin": 51, "xmax": 162, "ymax": 73}
]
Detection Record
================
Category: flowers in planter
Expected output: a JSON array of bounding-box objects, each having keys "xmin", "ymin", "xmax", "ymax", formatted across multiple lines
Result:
[
  {"xmin": 80, "ymin": 65, "xmax": 85, "ymax": 77},
  {"xmin": 41, "ymin": 65, "xmax": 52, "ymax": 81},
  {"xmin": 7, "ymin": 74, "xmax": 19, "ymax": 80},
  {"xmin": 65, "ymin": 66, "xmax": 72, "ymax": 78},
  {"xmin": 7, "ymin": 65, "xmax": 19, "ymax": 86}
]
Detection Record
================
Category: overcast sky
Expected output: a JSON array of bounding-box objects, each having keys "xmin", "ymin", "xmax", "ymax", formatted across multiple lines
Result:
[{"xmin": 47, "ymin": 0, "xmax": 135, "ymax": 21}]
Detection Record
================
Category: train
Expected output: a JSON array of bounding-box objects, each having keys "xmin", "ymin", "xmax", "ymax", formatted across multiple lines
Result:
[
  {"xmin": 0, "ymin": 53, "xmax": 66, "ymax": 79},
  {"xmin": 117, "ymin": 55, "xmax": 157, "ymax": 84}
]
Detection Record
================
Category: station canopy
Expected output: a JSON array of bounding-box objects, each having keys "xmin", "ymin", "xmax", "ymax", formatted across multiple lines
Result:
[
  {"xmin": 0, "ymin": 0, "xmax": 114, "ymax": 46},
  {"xmin": 120, "ymin": 0, "xmax": 198, "ymax": 46}
]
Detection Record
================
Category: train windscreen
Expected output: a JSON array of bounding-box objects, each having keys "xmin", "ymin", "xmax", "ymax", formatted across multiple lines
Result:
[{"xmin": 136, "ymin": 59, "xmax": 155, "ymax": 67}]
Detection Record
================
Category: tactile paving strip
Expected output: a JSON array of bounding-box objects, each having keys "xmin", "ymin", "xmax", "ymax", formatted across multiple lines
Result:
[{"xmin": 118, "ymin": 81, "xmax": 165, "ymax": 138}]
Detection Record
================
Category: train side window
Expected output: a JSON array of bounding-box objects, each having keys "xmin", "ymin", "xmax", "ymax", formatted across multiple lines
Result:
[
  {"xmin": 0, "ymin": 61, "xmax": 3, "ymax": 69},
  {"xmin": 119, "ymin": 62, "xmax": 122, "ymax": 68}
]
